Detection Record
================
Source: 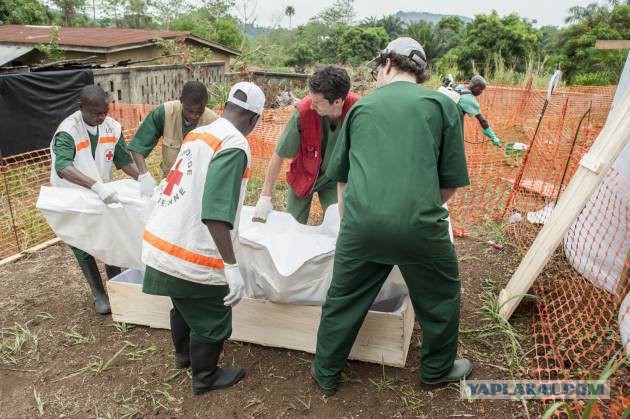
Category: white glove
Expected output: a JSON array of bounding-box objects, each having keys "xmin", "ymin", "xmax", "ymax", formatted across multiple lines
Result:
[
  {"xmin": 253, "ymin": 195, "xmax": 273, "ymax": 222},
  {"xmin": 223, "ymin": 263, "xmax": 246, "ymax": 307},
  {"xmin": 138, "ymin": 171, "xmax": 157, "ymax": 198},
  {"xmin": 91, "ymin": 181, "xmax": 120, "ymax": 205}
]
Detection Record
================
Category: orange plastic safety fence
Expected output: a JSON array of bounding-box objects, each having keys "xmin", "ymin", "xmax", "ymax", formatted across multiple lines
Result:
[
  {"xmin": 497, "ymin": 84, "xmax": 627, "ymax": 416},
  {"xmin": 1, "ymin": 88, "xmax": 628, "ymax": 415},
  {"xmin": 0, "ymin": 149, "xmax": 55, "ymax": 259}
]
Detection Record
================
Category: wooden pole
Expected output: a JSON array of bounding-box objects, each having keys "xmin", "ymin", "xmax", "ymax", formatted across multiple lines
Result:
[
  {"xmin": 498, "ymin": 91, "xmax": 630, "ymax": 320},
  {"xmin": 595, "ymin": 40, "xmax": 630, "ymax": 50}
]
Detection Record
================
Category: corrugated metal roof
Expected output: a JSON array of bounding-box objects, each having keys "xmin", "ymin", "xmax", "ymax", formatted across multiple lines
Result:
[
  {"xmin": 0, "ymin": 25, "xmax": 189, "ymax": 49},
  {"xmin": 0, "ymin": 44, "xmax": 33, "ymax": 66}
]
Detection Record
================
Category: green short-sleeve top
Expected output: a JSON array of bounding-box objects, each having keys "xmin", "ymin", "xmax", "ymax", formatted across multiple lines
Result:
[{"xmin": 327, "ymin": 81, "xmax": 470, "ymax": 263}]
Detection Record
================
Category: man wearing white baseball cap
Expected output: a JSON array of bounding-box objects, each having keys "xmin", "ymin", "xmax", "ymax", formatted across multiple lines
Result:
[
  {"xmin": 312, "ymin": 37, "xmax": 472, "ymax": 395},
  {"xmin": 141, "ymin": 81, "xmax": 265, "ymax": 395}
]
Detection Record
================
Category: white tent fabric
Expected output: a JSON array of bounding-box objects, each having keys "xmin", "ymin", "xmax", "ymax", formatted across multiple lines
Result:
[
  {"xmin": 563, "ymin": 143, "xmax": 629, "ymax": 294},
  {"xmin": 36, "ymin": 180, "xmax": 409, "ymax": 304},
  {"xmin": 562, "ymin": 56, "xmax": 629, "ymax": 295}
]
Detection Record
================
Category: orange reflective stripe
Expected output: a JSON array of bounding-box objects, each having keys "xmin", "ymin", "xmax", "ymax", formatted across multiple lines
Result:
[
  {"xmin": 183, "ymin": 132, "xmax": 222, "ymax": 151},
  {"xmin": 243, "ymin": 168, "xmax": 250, "ymax": 179},
  {"xmin": 76, "ymin": 140, "xmax": 90, "ymax": 151},
  {"xmin": 99, "ymin": 136, "xmax": 117, "ymax": 144},
  {"xmin": 143, "ymin": 230, "xmax": 224, "ymax": 269}
]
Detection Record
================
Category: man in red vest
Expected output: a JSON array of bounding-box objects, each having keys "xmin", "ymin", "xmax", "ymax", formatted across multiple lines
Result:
[{"xmin": 253, "ymin": 66, "xmax": 358, "ymax": 224}]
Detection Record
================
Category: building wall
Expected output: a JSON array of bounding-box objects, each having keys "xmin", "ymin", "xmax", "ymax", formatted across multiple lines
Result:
[
  {"xmin": 105, "ymin": 45, "xmax": 163, "ymax": 65},
  {"xmin": 93, "ymin": 62, "xmax": 226, "ymax": 104}
]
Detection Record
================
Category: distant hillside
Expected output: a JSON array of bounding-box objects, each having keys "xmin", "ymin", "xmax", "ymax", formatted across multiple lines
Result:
[
  {"xmin": 244, "ymin": 23, "xmax": 271, "ymax": 38},
  {"xmin": 243, "ymin": 11, "xmax": 473, "ymax": 39},
  {"xmin": 394, "ymin": 11, "xmax": 472, "ymax": 25}
]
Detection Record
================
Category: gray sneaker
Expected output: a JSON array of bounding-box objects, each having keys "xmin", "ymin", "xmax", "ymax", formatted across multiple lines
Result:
[{"xmin": 420, "ymin": 358, "xmax": 473, "ymax": 389}]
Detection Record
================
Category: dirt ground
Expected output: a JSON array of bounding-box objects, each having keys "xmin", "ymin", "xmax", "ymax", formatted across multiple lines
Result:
[{"xmin": 0, "ymin": 227, "xmax": 542, "ymax": 418}]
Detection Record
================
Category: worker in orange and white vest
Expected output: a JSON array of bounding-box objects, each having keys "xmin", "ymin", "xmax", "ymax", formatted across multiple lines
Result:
[
  {"xmin": 141, "ymin": 82, "xmax": 265, "ymax": 396},
  {"xmin": 49, "ymin": 85, "xmax": 139, "ymax": 315},
  {"xmin": 253, "ymin": 66, "xmax": 359, "ymax": 224}
]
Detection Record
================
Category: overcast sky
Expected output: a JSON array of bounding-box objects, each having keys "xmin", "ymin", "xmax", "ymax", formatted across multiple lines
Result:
[{"xmin": 243, "ymin": 0, "xmax": 601, "ymax": 28}]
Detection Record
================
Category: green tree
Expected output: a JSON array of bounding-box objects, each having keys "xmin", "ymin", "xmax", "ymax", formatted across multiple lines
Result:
[
  {"xmin": 405, "ymin": 21, "xmax": 445, "ymax": 61},
  {"xmin": 0, "ymin": 0, "xmax": 51, "ymax": 25},
  {"xmin": 435, "ymin": 16, "xmax": 467, "ymax": 55},
  {"xmin": 285, "ymin": 5, "xmax": 295, "ymax": 29},
  {"xmin": 123, "ymin": 0, "xmax": 155, "ymax": 28},
  {"xmin": 360, "ymin": 15, "xmax": 405, "ymax": 40},
  {"xmin": 51, "ymin": 0, "xmax": 86, "ymax": 26},
  {"xmin": 153, "ymin": 0, "xmax": 191, "ymax": 29},
  {"xmin": 454, "ymin": 12, "xmax": 540, "ymax": 75},
  {"xmin": 171, "ymin": 8, "xmax": 243, "ymax": 49},
  {"xmin": 321, "ymin": 26, "xmax": 388, "ymax": 65},
  {"xmin": 284, "ymin": 42, "xmax": 315, "ymax": 71},
  {"xmin": 565, "ymin": 2, "xmax": 609, "ymax": 24},
  {"xmin": 102, "ymin": 0, "xmax": 126, "ymax": 27},
  {"xmin": 553, "ymin": 3, "xmax": 629, "ymax": 84},
  {"xmin": 315, "ymin": 0, "xmax": 355, "ymax": 27}
]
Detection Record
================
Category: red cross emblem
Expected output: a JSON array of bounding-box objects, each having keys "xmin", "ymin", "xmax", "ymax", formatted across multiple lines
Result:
[
  {"xmin": 164, "ymin": 159, "xmax": 184, "ymax": 196},
  {"xmin": 104, "ymin": 150, "xmax": 114, "ymax": 161}
]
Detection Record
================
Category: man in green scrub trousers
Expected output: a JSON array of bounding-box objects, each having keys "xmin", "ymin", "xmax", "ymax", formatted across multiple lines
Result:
[
  {"xmin": 127, "ymin": 81, "xmax": 219, "ymax": 197},
  {"xmin": 51, "ymin": 85, "xmax": 139, "ymax": 314},
  {"xmin": 142, "ymin": 82, "xmax": 265, "ymax": 396},
  {"xmin": 311, "ymin": 38, "xmax": 473, "ymax": 396},
  {"xmin": 253, "ymin": 66, "xmax": 358, "ymax": 224}
]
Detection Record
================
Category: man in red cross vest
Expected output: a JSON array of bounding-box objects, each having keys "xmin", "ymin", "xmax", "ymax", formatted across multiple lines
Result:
[
  {"xmin": 253, "ymin": 66, "xmax": 359, "ymax": 224},
  {"xmin": 49, "ymin": 85, "xmax": 139, "ymax": 315}
]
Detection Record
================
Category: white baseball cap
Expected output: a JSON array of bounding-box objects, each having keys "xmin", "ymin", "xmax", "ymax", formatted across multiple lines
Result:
[
  {"xmin": 367, "ymin": 37, "xmax": 427, "ymax": 69},
  {"xmin": 227, "ymin": 82, "xmax": 266, "ymax": 115}
]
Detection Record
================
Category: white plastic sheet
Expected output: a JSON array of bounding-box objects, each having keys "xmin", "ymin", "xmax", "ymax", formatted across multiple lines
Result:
[
  {"xmin": 563, "ymin": 143, "xmax": 629, "ymax": 294},
  {"xmin": 37, "ymin": 180, "xmax": 409, "ymax": 304},
  {"xmin": 36, "ymin": 180, "xmax": 151, "ymax": 270}
]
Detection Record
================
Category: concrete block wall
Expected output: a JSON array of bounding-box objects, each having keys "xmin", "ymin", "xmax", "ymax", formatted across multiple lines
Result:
[
  {"xmin": 94, "ymin": 63, "xmax": 308, "ymax": 106},
  {"xmin": 93, "ymin": 62, "xmax": 225, "ymax": 104}
]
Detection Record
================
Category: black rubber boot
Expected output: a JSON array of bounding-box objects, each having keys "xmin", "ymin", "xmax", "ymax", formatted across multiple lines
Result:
[
  {"xmin": 170, "ymin": 308, "xmax": 191, "ymax": 368},
  {"xmin": 420, "ymin": 359, "xmax": 473, "ymax": 389},
  {"xmin": 104, "ymin": 265, "xmax": 122, "ymax": 280},
  {"xmin": 310, "ymin": 364, "xmax": 336, "ymax": 396},
  {"xmin": 190, "ymin": 338, "xmax": 244, "ymax": 395},
  {"xmin": 77, "ymin": 257, "xmax": 111, "ymax": 315}
]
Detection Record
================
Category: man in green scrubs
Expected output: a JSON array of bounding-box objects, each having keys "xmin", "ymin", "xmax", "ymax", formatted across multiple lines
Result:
[
  {"xmin": 312, "ymin": 38, "xmax": 472, "ymax": 396},
  {"xmin": 51, "ymin": 85, "xmax": 139, "ymax": 314},
  {"xmin": 253, "ymin": 66, "xmax": 356, "ymax": 224},
  {"xmin": 127, "ymin": 81, "xmax": 218, "ymax": 197}
]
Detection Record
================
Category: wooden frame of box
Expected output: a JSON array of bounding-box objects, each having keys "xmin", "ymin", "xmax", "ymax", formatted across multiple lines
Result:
[{"xmin": 107, "ymin": 269, "xmax": 415, "ymax": 368}]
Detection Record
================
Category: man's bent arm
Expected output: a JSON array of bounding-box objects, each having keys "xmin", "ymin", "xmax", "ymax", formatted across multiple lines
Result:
[
  {"xmin": 205, "ymin": 220, "xmax": 236, "ymax": 265},
  {"xmin": 475, "ymin": 114, "xmax": 490, "ymax": 130},
  {"xmin": 261, "ymin": 152, "xmax": 285, "ymax": 197},
  {"xmin": 121, "ymin": 163, "xmax": 140, "ymax": 180},
  {"xmin": 59, "ymin": 166, "xmax": 98, "ymax": 189},
  {"xmin": 131, "ymin": 151, "xmax": 150, "ymax": 175},
  {"xmin": 440, "ymin": 188, "xmax": 457, "ymax": 204}
]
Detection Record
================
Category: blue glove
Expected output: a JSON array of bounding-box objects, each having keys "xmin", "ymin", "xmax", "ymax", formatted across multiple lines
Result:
[{"xmin": 482, "ymin": 127, "xmax": 501, "ymax": 147}]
